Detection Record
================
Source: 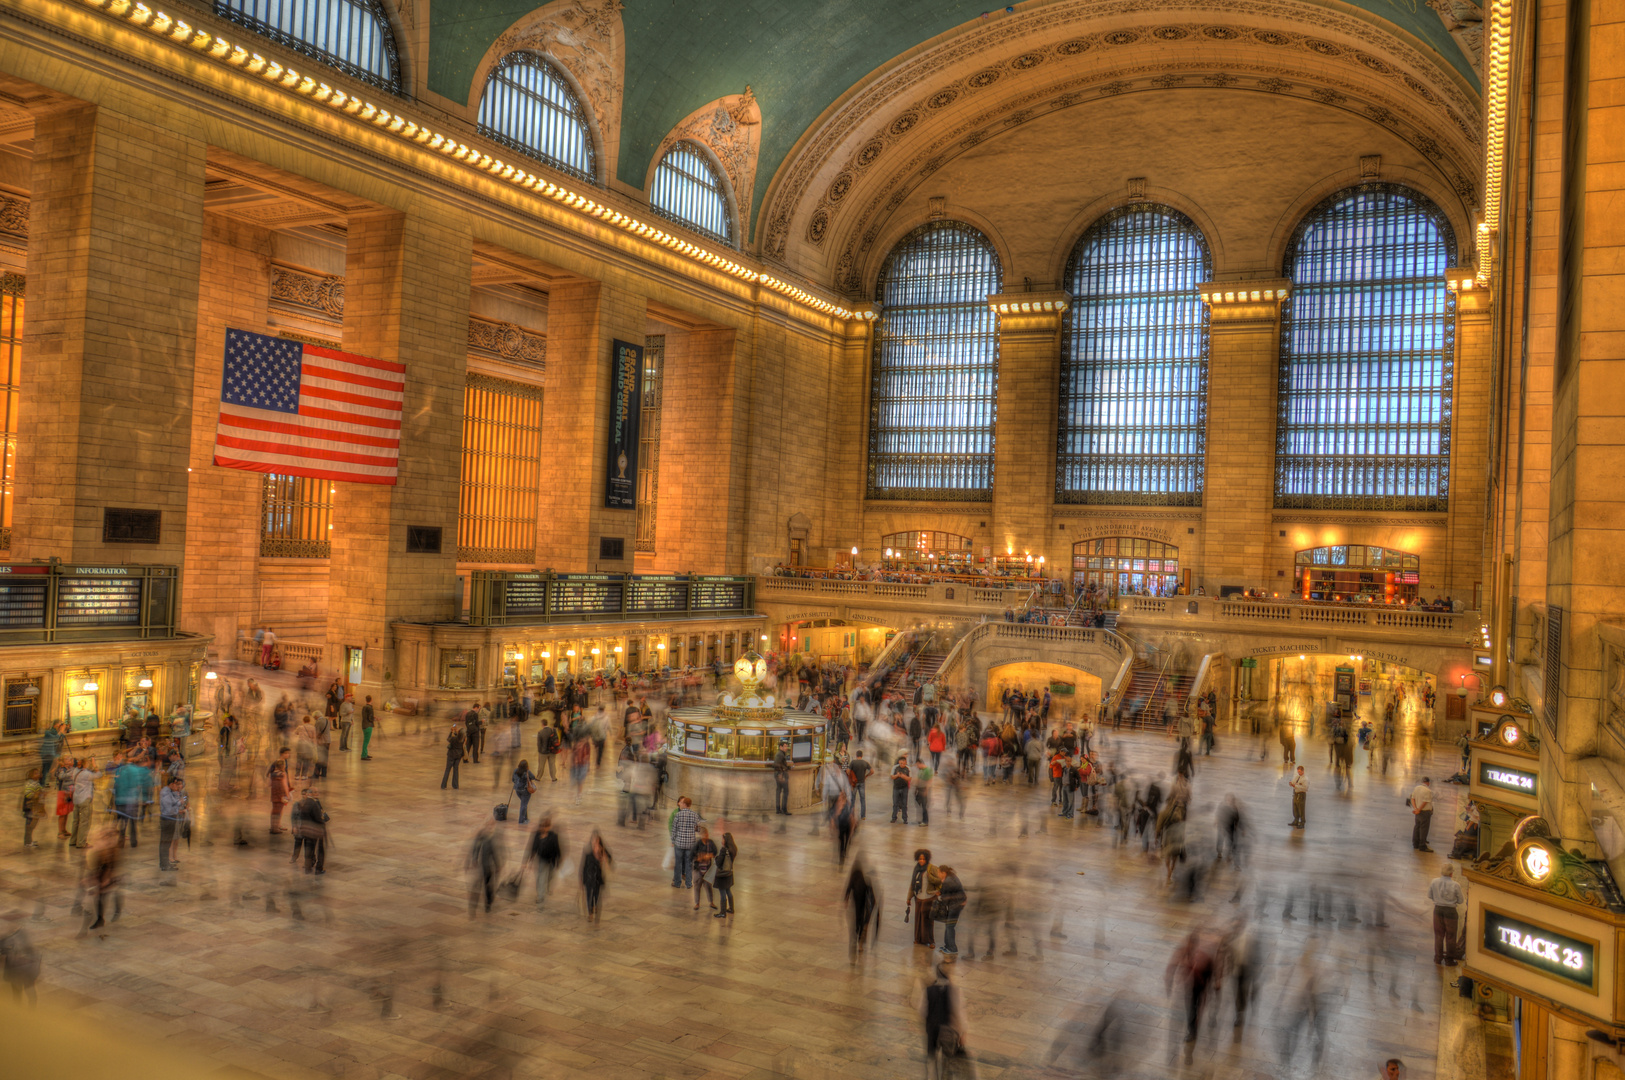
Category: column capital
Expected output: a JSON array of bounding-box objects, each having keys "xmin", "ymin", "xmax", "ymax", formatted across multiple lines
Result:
[
  {"xmin": 1197, "ymin": 279, "xmax": 1291, "ymax": 324},
  {"xmin": 1446, "ymin": 267, "xmax": 1492, "ymax": 315},
  {"xmin": 988, "ymin": 290, "xmax": 1070, "ymax": 332}
]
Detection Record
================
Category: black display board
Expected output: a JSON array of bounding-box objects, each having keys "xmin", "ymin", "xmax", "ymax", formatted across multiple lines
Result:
[
  {"xmin": 549, "ymin": 575, "xmax": 623, "ymax": 617},
  {"xmin": 604, "ymin": 339, "xmax": 643, "ymax": 509},
  {"xmin": 0, "ymin": 580, "xmax": 48, "ymax": 629},
  {"xmin": 56, "ymin": 577, "xmax": 142, "ymax": 626},
  {"xmin": 692, "ymin": 577, "xmax": 747, "ymax": 612},
  {"xmin": 1482, "ymin": 908, "xmax": 1595, "ymax": 991},
  {"xmin": 505, "ymin": 576, "xmax": 548, "ymax": 618},
  {"xmin": 628, "ymin": 576, "xmax": 688, "ymax": 615}
]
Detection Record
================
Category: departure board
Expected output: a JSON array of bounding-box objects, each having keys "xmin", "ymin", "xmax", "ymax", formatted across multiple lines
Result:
[
  {"xmin": 0, "ymin": 580, "xmax": 48, "ymax": 629},
  {"xmin": 691, "ymin": 577, "xmax": 747, "ymax": 612},
  {"xmin": 56, "ymin": 578, "xmax": 142, "ymax": 626},
  {"xmin": 628, "ymin": 576, "xmax": 688, "ymax": 615},
  {"xmin": 505, "ymin": 577, "xmax": 549, "ymax": 618},
  {"xmin": 549, "ymin": 575, "xmax": 623, "ymax": 616}
]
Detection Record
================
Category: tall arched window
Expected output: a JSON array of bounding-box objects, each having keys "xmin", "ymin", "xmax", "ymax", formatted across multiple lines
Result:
[
  {"xmin": 649, "ymin": 142, "xmax": 734, "ymax": 245},
  {"xmin": 867, "ymin": 221, "xmax": 1002, "ymax": 500},
  {"xmin": 216, "ymin": 0, "xmax": 400, "ymax": 92},
  {"xmin": 478, "ymin": 53, "xmax": 597, "ymax": 183},
  {"xmin": 1058, "ymin": 204, "xmax": 1211, "ymax": 505},
  {"xmin": 1277, "ymin": 184, "xmax": 1456, "ymax": 510}
]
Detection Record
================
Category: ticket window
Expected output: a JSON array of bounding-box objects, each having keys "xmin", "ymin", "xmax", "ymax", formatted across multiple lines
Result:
[
  {"xmin": 690, "ymin": 636, "xmax": 702, "ymax": 666},
  {"xmin": 502, "ymin": 652, "xmax": 520, "ymax": 686},
  {"xmin": 627, "ymin": 640, "xmax": 641, "ymax": 672},
  {"xmin": 724, "ymin": 633, "xmax": 736, "ymax": 663}
]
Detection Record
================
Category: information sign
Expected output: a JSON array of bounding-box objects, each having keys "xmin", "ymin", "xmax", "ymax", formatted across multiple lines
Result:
[
  {"xmin": 1478, "ymin": 761, "xmax": 1538, "ymax": 797},
  {"xmin": 505, "ymin": 579, "xmax": 549, "ymax": 618},
  {"xmin": 56, "ymin": 578, "xmax": 141, "ymax": 626},
  {"xmin": 604, "ymin": 339, "xmax": 643, "ymax": 509},
  {"xmin": 1482, "ymin": 909, "xmax": 1596, "ymax": 992}
]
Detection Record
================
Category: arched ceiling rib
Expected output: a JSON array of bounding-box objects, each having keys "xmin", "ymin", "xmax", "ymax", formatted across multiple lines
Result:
[{"xmin": 427, "ymin": 0, "xmax": 1480, "ymax": 239}]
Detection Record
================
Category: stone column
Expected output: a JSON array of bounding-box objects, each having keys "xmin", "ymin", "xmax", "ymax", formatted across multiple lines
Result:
[
  {"xmin": 535, "ymin": 281, "xmax": 646, "ymax": 572},
  {"xmin": 327, "ymin": 211, "xmax": 472, "ymax": 688},
  {"xmin": 14, "ymin": 101, "xmax": 205, "ymax": 564},
  {"xmin": 989, "ymin": 292, "xmax": 1067, "ymax": 567},
  {"xmin": 1445, "ymin": 272, "xmax": 1494, "ymax": 606},
  {"xmin": 1543, "ymin": 0, "xmax": 1625, "ymax": 840},
  {"xmin": 1197, "ymin": 281, "xmax": 1289, "ymax": 592}
]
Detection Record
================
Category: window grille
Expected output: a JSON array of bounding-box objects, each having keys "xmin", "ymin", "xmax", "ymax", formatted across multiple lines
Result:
[
  {"xmin": 649, "ymin": 142, "xmax": 734, "ymax": 246},
  {"xmin": 880, "ymin": 531, "xmax": 976, "ymax": 559},
  {"xmin": 478, "ymin": 53, "xmax": 597, "ymax": 184},
  {"xmin": 0, "ymin": 275, "xmax": 20, "ymax": 552},
  {"xmin": 216, "ymin": 0, "xmax": 400, "ymax": 92},
  {"xmin": 458, "ymin": 374, "xmax": 543, "ymax": 564},
  {"xmin": 867, "ymin": 221, "xmax": 1002, "ymax": 501},
  {"xmin": 635, "ymin": 335, "xmax": 665, "ymax": 553},
  {"xmin": 1276, "ymin": 184, "xmax": 1456, "ymax": 511},
  {"xmin": 261, "ymin": 473, "xmax": 332, "ymax": 558},
  {"xmin": 1059, "ymin": 204, "xmax": 1210, "ymax": 506}
]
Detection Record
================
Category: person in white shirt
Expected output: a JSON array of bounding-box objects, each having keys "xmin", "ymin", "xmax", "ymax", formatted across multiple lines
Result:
[
  {"xmin": 1289, "ymin": 766, "xmax": 1308, "ymax": 828},
  {"xmin": 1410, "ymin": 777, "xmax": 1435, "ymax": 852},
  {"xmin": 1427, "ymin": 864, "xmax": 1466, "ymax": 965}
]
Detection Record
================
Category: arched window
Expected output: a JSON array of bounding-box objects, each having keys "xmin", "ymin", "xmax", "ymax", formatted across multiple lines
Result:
[
  {"xmin": 1294, "ymin": 544, "xmax": 1420, "ymax": 602},
  {"xmin": 478, "ymin": 53, "xmax": 597, "ymax": 184},
  {"xmin": 867, "ymin": 221, "xmax": 1002, "ymax": 500},
  {"xmin": 1059, "ymin": 204, "xmax": 1211, "ymax": 505},
  {"xmin": 1277, "ymin": 184, "xmax": 1456, "ymax": 510},
  {"xmin": 649, "ymin": 142, "xmax": 734, "ymax": 245},
  {"xmin": 1071, "ymin": 537, "xmax": 1182, "ymax": 598},
  {"xmin": 216, "ymin": 0, "xmax": 400, "ymax": 92}
]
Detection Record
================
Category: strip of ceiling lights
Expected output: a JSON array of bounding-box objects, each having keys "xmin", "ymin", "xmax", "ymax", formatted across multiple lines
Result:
[
  {"xmin": 1479, "ymin": 0, "xmax": 1512, "ymax": 285},
  {"xmin": 71, "ymin": 0, "xmax": 873, "ymax": 322}
]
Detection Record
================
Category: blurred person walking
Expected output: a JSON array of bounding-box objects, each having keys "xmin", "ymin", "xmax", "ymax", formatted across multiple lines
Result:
[
  {"xmin": 1165, "ymin": 928, "xmax": 1216, "ymax": 1059},
  {"xmin": 844, "ymin": 860, "xmax": 879, "ymax": 955},
  {"xmin": 312, "ymin": 712, "xmax": 332, "ymax": 779},
  {"xmin": 773, "ymin": 739, "xmax": 792, "ymax": 815},
  {"xmin": 511, "ymin": 759, "xmax": 539, "ymax": 824},
  {"xmin": 19, "ymin": 767, "xmax": 42, "ymax": 849},
  {"xmin": 268, "ymin": 751, "xmax": 292, "ymax": 833},
  {"xmin": 80, "ymin": 830, "xmax": 123, "ymax": 933},
  {"xmin": 466, "ymin": 818, "xmax": 504, "ymax": 916},
  {"xmin": 522, "ymin": 816, "xmax": 562, "ymax": 908},
  {"xmin": 291, "ymin": 786, "xmax": 329, "ymax": 874},
  {"xmin": 537, "ymin": 718, "xmax": 560, "ymax": 780},
  {"xmin": 917, "ymin": 963, "xmax": 969, "ymax": 1079},
  {"xmin": 581, "ymin": 829, "xmax": 612, "ymax": 924},
  {"xmin": 849, "ymin": 750, "xmax": 871, "ymax": 818}
]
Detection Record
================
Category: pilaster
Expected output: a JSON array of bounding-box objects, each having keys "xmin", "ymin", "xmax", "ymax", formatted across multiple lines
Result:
[
  {"xmin": 1197, "ymin": 279, "xmax": 1290, "ymax": 591},
  {"xmin": 989, "ymin": 291, "xmax": 1069, "ymax": 566},
  {"xmin": 328, "ymin": 211, "xmax": 472, "ymax": 686},
  {"xmin": 1447, "ymin": 273, "xmax": 1494, "ymax": 605},
  {"xmin": 14, "ymin": 101, "xmax": 205, "ymax": 565},
  {"xmin": 535, "ymin": 280, "xmax": 647, "ymax": 572}
]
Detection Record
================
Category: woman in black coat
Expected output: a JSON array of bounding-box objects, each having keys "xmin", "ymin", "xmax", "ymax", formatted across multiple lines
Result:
[
  {"xmin": 907, "ymin": 848, "xmax": 936, "ymax": 947},
  {"xmin": 581, "ymin": 829, "xmax": 612, "ymax": 924}
]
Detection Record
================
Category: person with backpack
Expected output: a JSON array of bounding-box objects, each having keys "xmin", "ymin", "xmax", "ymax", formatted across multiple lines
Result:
[
  {"xmin": 511, "ymin": 759, "xmax": 539, "ymax": 825},
  {"xmin": 537, "ymin": 718, "xmax": 560, "ymax": 780}
]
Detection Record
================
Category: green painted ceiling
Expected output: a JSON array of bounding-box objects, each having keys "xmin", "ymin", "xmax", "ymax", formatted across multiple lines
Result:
[{"xmin": 427, "ymin": 1, "xmax": 1478, "ymax": 240}]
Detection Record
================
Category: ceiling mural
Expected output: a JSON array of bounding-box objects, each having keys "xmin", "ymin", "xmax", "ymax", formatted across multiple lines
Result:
[{"xmin": 427, "ymin": 0, "xmax": 1480, "ymax": 240}]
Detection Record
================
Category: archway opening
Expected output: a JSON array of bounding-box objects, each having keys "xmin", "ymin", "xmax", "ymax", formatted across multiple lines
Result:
[
  {"xmin": 1246, "ymin": 652, "xmax": 1444, "ymax": 773},
  {"xmin": 881, "ymin": 530, "xmax": 976, "ymax": 571},
  {"xmin": 1072, "ymin": 537, "xmax": 1182, "ymax": 598},
  {"xmin": 987, "ymin": 661, "xmax": 1103, "ymax": 720}
]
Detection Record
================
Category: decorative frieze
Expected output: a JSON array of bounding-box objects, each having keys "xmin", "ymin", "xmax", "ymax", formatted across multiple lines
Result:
[
  {"xmin": 468, "ymin": 318, "xmax": 547, "ymax": 370},
  {"xmin": 269, "ymin": 264, "xmax": 345, "ymax": 321}
]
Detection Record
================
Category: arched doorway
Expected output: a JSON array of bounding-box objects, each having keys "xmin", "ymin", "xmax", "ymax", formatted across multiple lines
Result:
[
  {"xmin": 1071, "ymin": 537, "xmax": 1181, "ymax": 597},
  {"xmin": 986, "ymin": 661, "xmax": 1103, "ymax": 720},
  {"xmin": 1293, "ymin": 544, "xmax": 1420, "ymax": 602}
]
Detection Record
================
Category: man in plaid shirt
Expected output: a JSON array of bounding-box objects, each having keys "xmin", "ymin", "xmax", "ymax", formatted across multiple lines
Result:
[{"xmin": 670, "ymin": 797, "xmax": 700, "ymax": 889}]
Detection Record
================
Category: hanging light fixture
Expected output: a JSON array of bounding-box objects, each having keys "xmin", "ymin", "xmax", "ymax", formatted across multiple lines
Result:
[
  {"xmin": 204, "ymin": 668, "xmax": 218, "ymax": 680},
  {"xmin": 137, "ymin": 667, "xmax": 153, "ymax": 689},
  {"xmin": 81, "ymin": 669, "xmax": 99, "ymax": 693}
]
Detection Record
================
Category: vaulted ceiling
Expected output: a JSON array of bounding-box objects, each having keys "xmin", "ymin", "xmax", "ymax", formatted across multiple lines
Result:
[{"xmin": 426, "ymin": 0, "xmax": 1481, "ymax": 243}]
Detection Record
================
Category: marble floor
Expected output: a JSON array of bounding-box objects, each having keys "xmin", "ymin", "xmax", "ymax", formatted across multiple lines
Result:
[{"xmin": 0, "ymin": 679, "xmax": 1465, "ymax": 1080}]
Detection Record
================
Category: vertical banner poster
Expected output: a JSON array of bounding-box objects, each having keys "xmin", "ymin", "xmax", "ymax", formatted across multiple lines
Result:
[{"xmin": 605, "ymin": 339, "xmax": 644, "ymax": 509}]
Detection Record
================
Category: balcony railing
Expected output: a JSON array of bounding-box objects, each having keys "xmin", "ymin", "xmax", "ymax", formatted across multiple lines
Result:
[
  {"xmin": 1117, "ymin": 595, "xmax": 1475, "ymax": 641},
  {"xmin": 757, "ymin": 575, "xmax": 1036, "ymax": 612}
]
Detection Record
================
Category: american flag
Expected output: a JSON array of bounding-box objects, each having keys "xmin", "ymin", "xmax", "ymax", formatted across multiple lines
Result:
[{"xmin": 213, "ymin": 328, "xmax": 405, "ymax": 485}]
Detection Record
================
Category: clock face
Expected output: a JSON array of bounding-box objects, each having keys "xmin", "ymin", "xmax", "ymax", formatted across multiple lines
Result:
[
  {"xmin": 734, "ymin": 655, "xmax": 766, "ymax": 685},
  {"xmin": 1523, "ymin": 845, "xmax": 1552, "ymax": 882},
  {"xmin": 1503, "ymin": 725, "xmax": 1519, "ymax": 745}
]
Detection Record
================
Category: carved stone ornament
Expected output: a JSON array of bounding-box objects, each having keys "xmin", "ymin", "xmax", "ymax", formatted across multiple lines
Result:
[
  {"xmin": 270, "ymin": 265, "xmax": 345, "ymax": 321},
  {"xmin": 1473, "ymin": 832, "xmax": 1618, "ymax": 911},
  {"xmin": 481, "ymin": 0, "xmax": 625, "ymax": 178},
  {"xmin": 467, "ymin": 317, "xmax": 547, "ymax": 370},
  {"xmin": 763, "ymin": 0, "xmax": 1482, "ymax": 273},
  {"xmin": 0, "ymin": 196, "xmax": 26, "ymax": 237}
]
